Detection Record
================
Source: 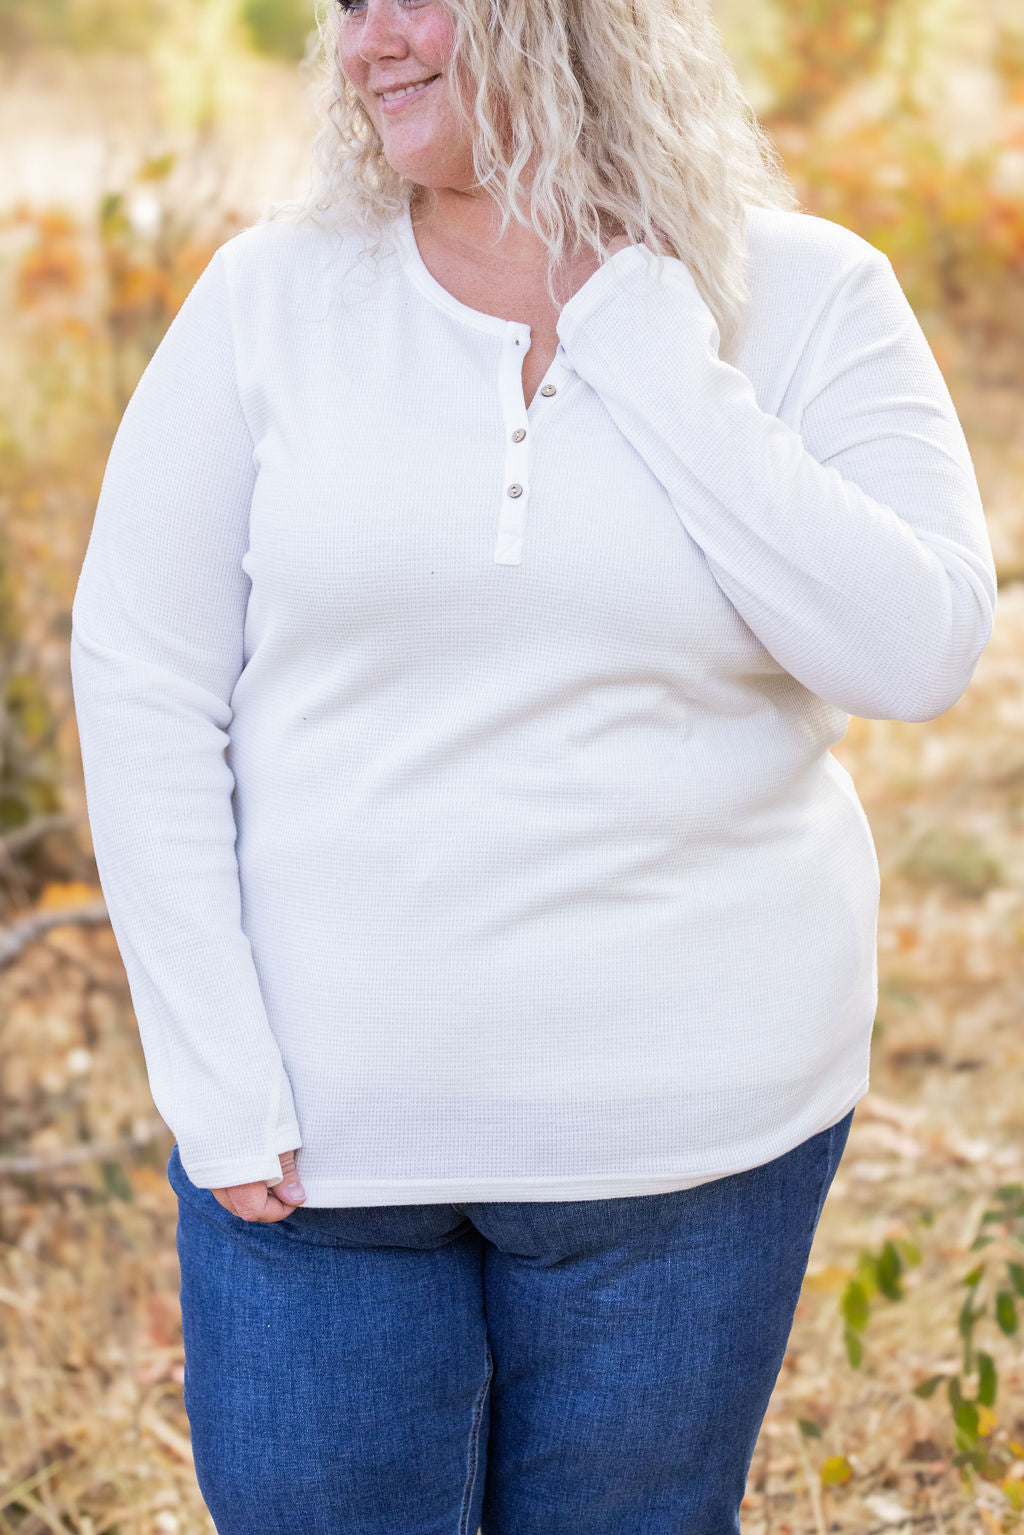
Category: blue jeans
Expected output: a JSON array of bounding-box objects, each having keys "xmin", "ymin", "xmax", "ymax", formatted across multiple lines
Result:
[{"xmin": 167, "ymin": 1107, "xmax": 853, "ymax": 1535}]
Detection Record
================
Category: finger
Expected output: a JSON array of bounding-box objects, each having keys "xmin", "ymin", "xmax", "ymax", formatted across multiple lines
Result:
[
  {"xmin": 225, "ymin": 1182, "xmax": 267, "ymax": 1220},
  {"xmin": 263, "ymin": 1188, "xmax": 302, "ymax": 1219},
  {"xmin": 211, "ymin": 1181, "xmax": 287, "ymax": 1223},
  {"xmin": 267, "ymin": 1148, "xmax": 306, "ymax": 1207}
]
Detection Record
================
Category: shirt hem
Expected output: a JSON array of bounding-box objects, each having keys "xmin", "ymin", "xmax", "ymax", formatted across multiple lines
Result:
[{"xmin": 291, "ymin": 1076, "xmax": 869, "ymax": 1207}]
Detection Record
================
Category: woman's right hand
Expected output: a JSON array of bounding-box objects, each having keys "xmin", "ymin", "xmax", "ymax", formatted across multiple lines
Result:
[{"xmin": 210, "ymin": 1147, "xmax": 306, "ymax": 1223}]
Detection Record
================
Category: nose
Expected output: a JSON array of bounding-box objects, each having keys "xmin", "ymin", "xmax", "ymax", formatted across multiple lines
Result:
[{"xmin": 358, "ymin": 0, "xmax": 410, "ymax": 64}]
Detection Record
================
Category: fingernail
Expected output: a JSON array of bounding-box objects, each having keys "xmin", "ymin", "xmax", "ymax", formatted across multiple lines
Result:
[{"xmin": 285, "ymin": 1182, "xmax": 305, "ymax": 1202}]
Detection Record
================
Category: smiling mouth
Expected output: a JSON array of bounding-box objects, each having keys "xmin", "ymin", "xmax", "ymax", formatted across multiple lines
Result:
[{"xmin": 377, "ymin": 75, "xmax": 441, "ymax": 105}]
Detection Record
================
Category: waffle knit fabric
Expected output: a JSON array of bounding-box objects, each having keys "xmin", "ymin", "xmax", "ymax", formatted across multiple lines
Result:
[{"xmin": 69, "ymin": 198, "xmax": 996, "ymax": 1204}]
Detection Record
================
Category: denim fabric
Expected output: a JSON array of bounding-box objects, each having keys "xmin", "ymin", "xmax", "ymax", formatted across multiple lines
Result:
[{"xmin": 167, "ymin": 1107, "xmax": 853, "ymax": 1535}]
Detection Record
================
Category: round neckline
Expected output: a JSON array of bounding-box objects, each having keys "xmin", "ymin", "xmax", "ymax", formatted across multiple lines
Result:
[{"xmin": 392, "ymin": 195, "xmax": 526, "ymax": 339}]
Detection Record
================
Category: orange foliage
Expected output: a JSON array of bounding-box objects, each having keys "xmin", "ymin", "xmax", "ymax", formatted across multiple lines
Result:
[
  {"xmin": 760, "ymin": 0, "xmax": 896, "ymax": 124},
  {"xmin": 105, "ymin": 255, "xmax": 175, "ymax": 325},
  {"xmin": 16, "ymin": 210, "xmax": 85, "ymax": 307},
  {"xmin": 752, "ymin": 0, "xmax": 1024, "ymax": 375}
]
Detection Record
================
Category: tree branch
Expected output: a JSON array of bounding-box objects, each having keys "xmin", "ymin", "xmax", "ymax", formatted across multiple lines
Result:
[
  {"xmin": 0, "ymin": 902, "xmax": 109, "ymax": 971},
  {"xmin": 0, "ymin": 1120, "xmax": 167, "ymax": 1175},
  {"xmin": 0, "ymin": 812, "xmax": 83, "ymax": 861}
]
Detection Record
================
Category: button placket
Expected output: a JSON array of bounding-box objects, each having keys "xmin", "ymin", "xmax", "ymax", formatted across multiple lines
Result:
[
  {"xmin": 494, "ymin": 322, "xmax": 533, "ymax": 565},
  {"xmin": 493, "ymin": 329, "xmax": 574, "ymax": 565}
]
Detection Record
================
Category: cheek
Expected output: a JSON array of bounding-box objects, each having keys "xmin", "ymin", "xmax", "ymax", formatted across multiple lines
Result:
[
  {"xmin": 334, "ymin": 29, "xmax": 362, "ymax": 86},
  {"xmin": 417, "ymin": 10, "xmax": 456, "ymax": 73}
]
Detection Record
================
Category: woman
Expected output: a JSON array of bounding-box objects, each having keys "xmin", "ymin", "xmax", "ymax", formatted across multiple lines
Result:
[{"xmin": 69, "ymin": 0, "xmax": 997, "ymax": 1529}]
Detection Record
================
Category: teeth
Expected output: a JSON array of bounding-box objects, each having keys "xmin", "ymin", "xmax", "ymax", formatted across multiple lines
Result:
[{"xmin": 382, "ymin": 79, "xmax": 435, "ymax": 100}]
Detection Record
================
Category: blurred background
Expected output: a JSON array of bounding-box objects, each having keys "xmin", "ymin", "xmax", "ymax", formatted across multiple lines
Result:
[{"xmin": 1, "ymin": 1, "xmax": 1023, "ymax": 1530}]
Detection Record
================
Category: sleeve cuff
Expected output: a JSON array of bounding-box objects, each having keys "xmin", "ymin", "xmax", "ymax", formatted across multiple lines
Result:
[
  {"xmin": 557, "ymin": 243, "xmax": 653, "ymax": 344},
  {"xmin": 178, "ymin": 1120, "xmax": 302, "ymax": 1190},
  {"xmin": 557, "ymin": 242, "xmax": 707, "ymax": 350}
]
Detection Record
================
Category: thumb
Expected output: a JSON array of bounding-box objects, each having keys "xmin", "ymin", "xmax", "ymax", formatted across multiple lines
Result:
[{"xmin": 269, "ymin": 1147, "xmax": 306, "ymax": 1205}]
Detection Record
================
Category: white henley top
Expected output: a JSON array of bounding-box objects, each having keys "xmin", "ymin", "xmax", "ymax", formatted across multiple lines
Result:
[{"xmin": 69, "ymin": 195, "xmax": 997, "ymax": 1205}]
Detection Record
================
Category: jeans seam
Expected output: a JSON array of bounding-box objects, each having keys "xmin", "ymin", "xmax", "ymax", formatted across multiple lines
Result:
[
  {"xmin": 808, "ymin": 1111, "xmax": 852, "ymax": 1244},
  {"xmin": 458, "ymin": 1336, "xmax": 493, "ymax": 1535}
]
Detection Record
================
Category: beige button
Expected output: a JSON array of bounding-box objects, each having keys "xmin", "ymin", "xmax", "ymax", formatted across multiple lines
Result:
[
  {"xmin": 540, "ymin": 383, "xmax": 557, "ymax": 397},
  {"xmin": 512, "ymin": 428, "xmax": 526, "ymax": 443},
  {"xmin": 507, "ymin": 484, "xmax": 523, "ymax": 498}
]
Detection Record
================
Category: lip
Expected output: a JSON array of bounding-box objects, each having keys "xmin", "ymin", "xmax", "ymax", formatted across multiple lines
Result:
[{"xmin": 376, "ymin": 75, "xmax": 440, "ymax": 112}]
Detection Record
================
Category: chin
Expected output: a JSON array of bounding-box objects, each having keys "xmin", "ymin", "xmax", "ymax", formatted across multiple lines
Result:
[
  {"xmin": 384, "ymin": 144, "xmax": 452, "ymax": 181},
  {"xmin": 378, "ymin": 150, "xmax": 430, "ymax": 178}
]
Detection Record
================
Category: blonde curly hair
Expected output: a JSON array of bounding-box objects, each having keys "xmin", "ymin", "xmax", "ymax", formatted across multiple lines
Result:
[{"xmin": 260, "ymin": 0, "xmax": 801, "ymax": 364}]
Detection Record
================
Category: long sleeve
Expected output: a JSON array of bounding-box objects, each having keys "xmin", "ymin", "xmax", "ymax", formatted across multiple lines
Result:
[
  {"xmin": 69, "ymin": 244, "xmax": 302, "ymax": 1190},
  {"xmin": 555, "ymin": 239, "xmax": 997, "ymax": 722}
]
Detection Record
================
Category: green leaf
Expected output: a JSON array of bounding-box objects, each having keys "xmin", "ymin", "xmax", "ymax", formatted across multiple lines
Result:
[
  {"xmin": 798, "ymin": 1418, "xmax": 823, "ymax": 1439},
  {"xmin": 949, "ymin": 1376, "xmax": 965, "ymax": 1412},
  {"xmin": 1004, "ymin": 1478, "xmax": 1024, "ymax": 1513},
  {"xmin": 98, "ymin": 192, "xmax": 131, "ymax": 242},
  {"xmin": 855, "ymin": 1252, "xmax": 880, "ymax": 1293},
  {"xmin": 841, "ymin": 1279, "xmax": 870, "ymax": 1331},
  {"xmin": 896, "ymin": 1237, "xmax": 922, "ymax": 1267},
  {"xmin": 955, "ymin": 1402, "xmax": 980, "ymax": 1444},
  {"xmin": 137, "ymin": 153, "xmax": 176, "ymax": 182},
  {"xmin": 958, "ymin": 1293, "xmax": 981, "ymax": 1370},
  {"xmin": 963, "ymin": 1264, "xmax": 985, "ymax": 1288},
  {"xmin": 99, "ymin": 1159, "xmax": 133, "ymax": 1202},
  {"xmin": 996, "ymin": 1291, "xmax": 1019, "ymax": 1335},
  {"xmin": 913, "ymin": 1373, "xmax": 947, "ymax": 1399},
  {"xmin": 976, "ymin": 1352, "xmax": 997, "ymax": 1407},
  {"xmin": 1007, "ymin": 1262, "xmax": 1024, "ymax": 1297},
  {"xmin": 996, "ymin": 1184, "xmax": 1024, "ymax": 1202},
  {"xmin": 970, "ymin": 1235, "xmax": 996, "ymax": 1251},
  {"xmin": 877, "ymin": 1240, "xmax": 904, "ymax": 1301},
  {"xmin": 844, "ymin": 1324, "xmax": 864, "ymax": 1369}
]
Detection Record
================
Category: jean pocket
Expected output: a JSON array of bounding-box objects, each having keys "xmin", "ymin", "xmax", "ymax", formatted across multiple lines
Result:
[
  {"xmin": 166, "ymin": 1141, "xmax": 198, "ymax": 1203},
  {"xmin": 166, "ymin": 1143, "xmax": 259, "ymax": 1227}
]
